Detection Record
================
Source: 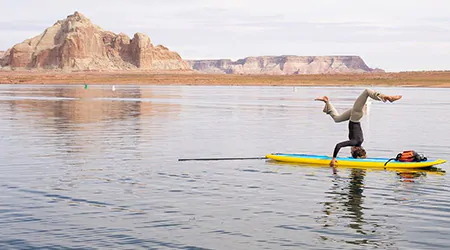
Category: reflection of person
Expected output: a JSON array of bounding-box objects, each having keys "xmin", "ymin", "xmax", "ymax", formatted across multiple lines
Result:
[
  {"xmin": 322, "ymin": 169, "xmax": 367, "ymax": 235},
  {"xmin": 345, "ymin": 169, "xmax": 365, "ymax": 232},
  {"xmin": 315, "ymin": 89, "xmax": 402, "ymax": 173}
]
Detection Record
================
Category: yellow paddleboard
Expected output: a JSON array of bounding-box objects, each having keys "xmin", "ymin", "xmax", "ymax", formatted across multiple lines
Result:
[{"xmin": 266, "ymin": 153, "xmax": 447, "ymax": 169}]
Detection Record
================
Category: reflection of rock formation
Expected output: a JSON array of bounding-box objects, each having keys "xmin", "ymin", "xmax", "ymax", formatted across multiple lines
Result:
[
  {"xmin": 2, "ymin": 87, "xmax": 181, "ymax": 156},
  {"xmin": 0, "ymin": 87, "xmax": 182, "ymax": 161},
  {"xmin": 5, "ymin": 87, "xmax": 180, "ymax": 124},
  {"xmin": 0, "ymin": 12, "xmax": 189, "ymax": 71},
  {"xmin": 188, "ymin": 56, "xmax": 385, "ymax": 75}
]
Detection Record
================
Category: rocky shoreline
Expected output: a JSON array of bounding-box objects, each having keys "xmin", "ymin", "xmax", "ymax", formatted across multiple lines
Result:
[{"xmin": 1, "ymin": 70, "xmax": 449, "ymax": 87}]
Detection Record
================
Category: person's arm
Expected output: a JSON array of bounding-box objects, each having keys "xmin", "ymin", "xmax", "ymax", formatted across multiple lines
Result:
[
  {"xmin": 330, "ymin": 140, "xmax": 359, "ymax": 170},
  {"xmin": 333, "ymin": 140, "xmax": 358, "ymax": 158}
]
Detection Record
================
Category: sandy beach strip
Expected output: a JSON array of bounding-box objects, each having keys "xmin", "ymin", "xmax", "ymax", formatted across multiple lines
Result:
[{"xmin": 1, "ymin": 70, "xmax": 450, "ymax": 87}]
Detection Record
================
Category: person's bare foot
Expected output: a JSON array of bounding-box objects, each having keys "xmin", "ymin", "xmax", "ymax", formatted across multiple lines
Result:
[
  {"xmin": 384, "ymin": 95, "xmax": 402, "ymax": 103},
  {"xmin": 314, "ymin": 96, "xmax": 329, "ymax": 102}
]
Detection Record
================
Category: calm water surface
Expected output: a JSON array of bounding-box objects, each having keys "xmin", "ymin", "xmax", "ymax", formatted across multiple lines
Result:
[{"xmin": 0, "ymin": 84, "xmax": 449, "ymax": 249}]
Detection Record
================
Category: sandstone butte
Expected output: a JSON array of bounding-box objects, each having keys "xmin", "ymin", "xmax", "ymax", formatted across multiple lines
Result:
[
  {"xmin": 0, "ymin": 11, "xmax": 189, "ymax": 71},
  {"xmin": 0, "ymin": 11, "xmax": 383, "ymax": 75},
  {"xmin": 187, "ymin": 56, "xmax": 384, "ymax": 75},
  {"xmin": 0, "ymin": 11, "xmax": 450, "ymax": 87}
]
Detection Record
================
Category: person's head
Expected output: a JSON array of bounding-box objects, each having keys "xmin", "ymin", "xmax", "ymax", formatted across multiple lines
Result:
[{"xmin": 351, "ymin": 146, "xmax": 366, "ymax": 159}]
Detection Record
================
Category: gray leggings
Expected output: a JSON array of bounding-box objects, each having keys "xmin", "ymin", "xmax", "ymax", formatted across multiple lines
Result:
[{"xmin": 323, "ymin": 89, "xmax": 385, "ymax": 122}]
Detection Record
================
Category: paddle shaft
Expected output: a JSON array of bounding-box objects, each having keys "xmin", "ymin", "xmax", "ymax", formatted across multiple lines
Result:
[{"xmin": 178, "ymin": 157, "xmax": 267, "ymax": 161}]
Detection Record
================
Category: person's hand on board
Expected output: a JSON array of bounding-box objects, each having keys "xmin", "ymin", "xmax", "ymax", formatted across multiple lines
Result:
[{"xmin": 330, "ymin": 158, "xmax": 337, "ymax": 174}]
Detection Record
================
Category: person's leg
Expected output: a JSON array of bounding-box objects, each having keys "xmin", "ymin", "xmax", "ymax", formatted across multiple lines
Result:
[
  {"xmin": 350, "ymin": 89, "xmax": 402, "ymax": 122},
  {"xmin": 316, "ymin": 96, "xmax": 351, "ymax": 123},
  {"xmin": 328, "ymin": 105, "xmax": 352, "ymax": 123}
]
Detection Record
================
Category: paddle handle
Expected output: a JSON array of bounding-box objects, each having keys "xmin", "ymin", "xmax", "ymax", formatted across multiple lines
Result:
[{"xmin": 178, "ymin": 157, "xmax": 267, "ymax": 161}]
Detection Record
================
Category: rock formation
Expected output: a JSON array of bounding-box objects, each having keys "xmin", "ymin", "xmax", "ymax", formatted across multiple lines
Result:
[
  {"xmin": 0, "ymin": 11, "xmax": 385, "ymax": 74},
  {"xmin": 187, "ymin": 56, "xmax": 384, "ymax": 74},
  {"xmin": 0, "ymin": 12, "xmax": 189, "ymax": 71}
]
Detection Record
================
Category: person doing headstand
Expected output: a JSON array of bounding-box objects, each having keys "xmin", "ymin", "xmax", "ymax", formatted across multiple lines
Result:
[{"xmin": 315, "ymin": 89, "xmax": 402, "ymax": 173}]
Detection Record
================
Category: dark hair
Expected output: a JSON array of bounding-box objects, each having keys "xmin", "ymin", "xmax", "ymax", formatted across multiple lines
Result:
[{"xmin": 352, "ymin": 147, "xmax": 366, "ymax": 158}]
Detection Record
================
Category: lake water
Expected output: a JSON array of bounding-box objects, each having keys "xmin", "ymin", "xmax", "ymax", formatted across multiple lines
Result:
[{"xmin": 0, "ymin": 84, "xmax": 449, "ymax": 250}]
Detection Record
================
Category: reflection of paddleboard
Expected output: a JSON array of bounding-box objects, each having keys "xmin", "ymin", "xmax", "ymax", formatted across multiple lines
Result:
[{"xmin": 266, "ymin": 153, "xmax": 447, "ymax": 169}]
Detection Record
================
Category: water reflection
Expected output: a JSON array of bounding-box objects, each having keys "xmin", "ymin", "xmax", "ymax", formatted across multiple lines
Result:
[
  {"xmin": 396, "ymin": 167, "xmax": 445, "ymax": 183},
  {"xmin": 0, "ymin": 86, "xmax": 448, "ymax": 249},
  {"xmin": 318, "ymin": 168, "xmax": 398, "ymax": 248},
  {"xmin": 0, "ymin": 86, "xmax": 181, "ymax": 124},
  {"xmin": 0, "ymin": 86, "xmax": 183, "ymax": 164},
  {"xmin": 345, "ymin": 169, "xmax": 366, "ymax": 232},
  {"xmin": 322, "ymin": 169, "xmax": 367, "ymax": 232},
  {"xmin": 319, "ymin": 166, "xmax": 446, "ymax": 247}
]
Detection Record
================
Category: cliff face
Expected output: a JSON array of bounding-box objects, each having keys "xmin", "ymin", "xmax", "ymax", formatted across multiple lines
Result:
[
  {"xmin": 187, "ymin": 56, "xmax": 384, "ymax": 74},
  {"xmin": 0, "ymin": 12, "xmax": 189, "ymax": 71}
]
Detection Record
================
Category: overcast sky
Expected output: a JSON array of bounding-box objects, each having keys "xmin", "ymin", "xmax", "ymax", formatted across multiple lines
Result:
[{"xmin": 1, "ymin": 0, "xmax": 449, "ymax": 72}]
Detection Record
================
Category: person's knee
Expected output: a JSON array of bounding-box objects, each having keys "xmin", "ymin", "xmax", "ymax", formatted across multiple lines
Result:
[
  {"xmin": 332, "ymin": 117, "xmax": 345, "ymax": 123},
  {"xmin": 350, "ymin": 113, "xmax": 363, "ymax": 122}
]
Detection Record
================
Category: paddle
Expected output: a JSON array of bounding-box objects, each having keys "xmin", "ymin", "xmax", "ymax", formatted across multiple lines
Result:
[{"xmin": 178, "ymin": 157, "xmax": 267, "ymax": 161}]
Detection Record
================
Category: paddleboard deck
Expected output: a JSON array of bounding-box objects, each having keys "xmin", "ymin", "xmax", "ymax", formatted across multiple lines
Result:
[{"xmin": 266, "ymin": 153, "xmax": 447, "ymax": 169}]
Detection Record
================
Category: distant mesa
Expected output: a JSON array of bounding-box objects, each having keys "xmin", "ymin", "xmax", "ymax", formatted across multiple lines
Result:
[
  {"xmin": 187, "ymin": 56, "xmax": 384, "ymax": 75},
  {"xmin": 0, "ymin": 11, "xmax": 189, "ymax": 71},
  {"xmin": 0, "ymin": 11, "xmax": 384, "ymax": 74}
]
